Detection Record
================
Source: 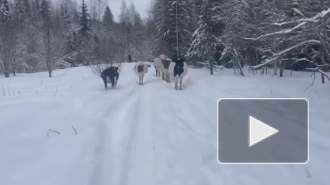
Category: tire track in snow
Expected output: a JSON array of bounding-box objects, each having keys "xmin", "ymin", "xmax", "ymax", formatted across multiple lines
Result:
[
  {"xmin": 88, "ymin": 83, "xmax": 137, "ymax": 185},
  {"xmin": 87, "ymin": 64, "xmax": 139, "ymax": 185},
  {"xmin": 118, "ymin": 78, "xmax": 157, "ymax": 185},
  {"xmin": 88, "ymin": 64, "xmax": 157, "ymax": 185}
]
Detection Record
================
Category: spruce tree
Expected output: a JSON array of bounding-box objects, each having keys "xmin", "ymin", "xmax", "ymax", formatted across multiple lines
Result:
[
  {"xmin": 61, "ymin": 3, "xmax": 72, "ymax": 31},
  {"xmin": 73, "ymin": 9, "xmax": 79, "ymax": 24},
  {"xmin": 0, "ymin": 0, "xmax": 10, "ymax": 23},
  {"xmin": 102, "ymin": 6, "xmax": 113, "ymax": 32},
  {"xmin": 40, "ymin": 0, "xmax": 51, "ymax": 22},
  {"xmin": 40, "ymin": 0, "xmax": 52, "ymax": 77},
  {"xmin": 33, "ymin": 0, "xmax": 40, "ymax": 11},
  {"xmin": 188, "ymin": 0, "xmax": 225, "ymax": 74},
  {"xmin": 66, "ymin": 30, "xmax": 77, "ymax": 54},
  {"xmin": 0, "ymin": 0, "xmax": 15, "ymax": 78},
  {"xmin": 23, "ymin": 0, "xmax": 30, "ymax": 15},
  {"xmin": 79, "ymin": 0, "xmax": 90, "ymax": 37},
  {"xmin": 154, "ymin": 0, "xmax": 193, "ymax": 56},
  {"xmin": 15, "ymin": 0, "xmax": 30, "ymax": 26}
]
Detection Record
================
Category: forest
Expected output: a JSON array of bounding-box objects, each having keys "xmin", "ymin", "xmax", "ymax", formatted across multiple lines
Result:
[{"xmin": 0, "ymin": 0, "xmax": 330, "ymax": 82}]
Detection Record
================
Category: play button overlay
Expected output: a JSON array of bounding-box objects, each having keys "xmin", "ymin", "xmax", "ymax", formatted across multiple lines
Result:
[
  {"xmin": 249, "ymin": 116, "xmax": 279, "ymax": 147},
  {"xmin": 217, "ymin": 98, "xmax": 309, "ymax": 164}
]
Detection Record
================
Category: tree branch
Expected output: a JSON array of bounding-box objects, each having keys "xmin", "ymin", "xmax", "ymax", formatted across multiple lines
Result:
[
  {"xmin": 244, "ymin": 8, "xmax": 330, "ymax": 41},
  {"xmin": 252, "ymin": 40, "xmax": 321, "ymax": 69}
]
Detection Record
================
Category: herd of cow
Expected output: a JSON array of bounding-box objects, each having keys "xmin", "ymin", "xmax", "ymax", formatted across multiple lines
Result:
[{"xmin": 101, "ymin": 54, "xmax": 188, "ymax": 90}]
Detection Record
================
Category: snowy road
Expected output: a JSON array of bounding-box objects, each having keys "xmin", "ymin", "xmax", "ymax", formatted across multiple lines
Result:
[
  {"xmin": 1, "ymin": 62, "xmax": 330, "ymax": 185},
  {"xmin": 90, "ymin": 63, "xmax": 217, "ymax": 185}
]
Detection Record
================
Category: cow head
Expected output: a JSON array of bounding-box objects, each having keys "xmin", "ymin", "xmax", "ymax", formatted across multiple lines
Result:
[{"xmin": 160, "ymin": 54, "xmax": 167, "ymax": 60}]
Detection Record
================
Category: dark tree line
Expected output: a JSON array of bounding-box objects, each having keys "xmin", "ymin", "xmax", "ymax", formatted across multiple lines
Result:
[
  {"xmin": 1, "ymin": 0, "xmax": 330, "ymax": 81},
  {"xmin": 0, "ymin": 0, "xmax": 152, "ymax": 78},
  {"xmin": 149, "ymin": 0, "xmax": 330, "ymax": 79}
]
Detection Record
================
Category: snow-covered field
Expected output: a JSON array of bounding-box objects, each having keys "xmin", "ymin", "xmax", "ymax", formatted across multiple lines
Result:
[{"xmin": 0, "ymin": 62, "xmax": 329, "ymax": 185}]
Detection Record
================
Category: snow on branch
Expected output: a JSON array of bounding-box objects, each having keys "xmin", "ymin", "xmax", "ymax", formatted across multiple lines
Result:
[
  {"xmin": 244, "ymin": 8, "xmax": 330, "ymax": 41},
  {"xmin": 252, "ymin": 39, "xmax": 321, "ymax": 69}
]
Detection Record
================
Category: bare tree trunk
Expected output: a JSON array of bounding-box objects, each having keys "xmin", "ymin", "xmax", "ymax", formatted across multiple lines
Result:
[
  {"xmin": 232, "ymin": 48, "xmax": 245, "ymax": 76},
  {"xmin": 209, "ymin": 60, "xmax": 214, "ymax": 75},
  {"xmin": 127, "ymin": 26, "xmax": 131, "ymax": 62},
  {"xmin": 4, "ymin": 62, "xmax": 10, "ymax": 78},
  {"xmin": 280, "ymin": 60, "xmax": 285, "ymax": 77},
  {"xmin": 274, "ymin": 58, "xmax": 278, "ymax": 75},
  {"xmin": 321, "ymin": 53, "xmax": 325, "ymax": 83},
  {"xmin": 0, "ymin": 22, "xmax": 17, "ymax": 78},
  {"xmin": 12, "ymin": 61, "xmax": 16, "ymax": 76},
  {"xmin": 46, "ymin": 27, "xmax": 52, "ymax": 78}
]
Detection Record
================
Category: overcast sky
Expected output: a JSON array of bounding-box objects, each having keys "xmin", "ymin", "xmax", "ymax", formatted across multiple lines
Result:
[
  {"xmin": 57, "ymin": 0, "xmax": 153, "ymax": 21},
  {"xmin": 107, "ymin": 0, "xmax": 152, "ymax": 21}
]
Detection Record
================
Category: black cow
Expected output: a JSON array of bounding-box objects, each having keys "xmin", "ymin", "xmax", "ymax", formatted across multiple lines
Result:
[{"xmin": 101, "ymin": 66, "xmax": 119, "ymax": 89}]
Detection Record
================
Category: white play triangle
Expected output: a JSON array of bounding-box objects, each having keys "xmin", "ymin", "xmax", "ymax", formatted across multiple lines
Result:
[{"xmin": 249, "ymin": 116, "xmax": 279, "ymax": 147}]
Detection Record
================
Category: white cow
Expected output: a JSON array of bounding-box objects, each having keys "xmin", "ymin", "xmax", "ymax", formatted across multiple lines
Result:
[
  {"xmin": 169, "ymin": 60, "xmax": 188, "ymax": 90},
  {"xmin": 154, "ymin": 54, "xmax": 172, "ymax": 83},
  {"xmin": 133, "ymin": 61, "xmax": 151, "ymax": 85},
  {"xmin": 153, "ymin": 58, "xmax": 163, "ymax": 77},
  {"xmin": 159, "ymin": 54, "xmax": 167, "ymax": 60},
  {"xmin": 160, "ymin": 58, "xmax": 172, "ymax": 83}
]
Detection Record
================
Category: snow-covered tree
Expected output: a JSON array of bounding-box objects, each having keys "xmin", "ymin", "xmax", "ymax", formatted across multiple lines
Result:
[
  {"xmin": 39, "ymin": 0, "xmax": 53, "ymax": 77},
  {"xmin": 153, "ymin": 0, "xmax": 194, "ymax": 57},
  {"xmin": 102, "ymin": 6, "xmax": 113, "ymax": 32},
  {"xmin": 0, "ymin": 0, "xmax": 10, "ymax": 23},
  {"xmin": 0, "ymin": 1, "xmax": 19, "ymax": 77},
  {"xmin": 78, "ymin": 0, "xmax": 90, "ymax": 37},
  {"xmin": 187, "ymin": 0, "xmax": 225, "ymax": 74}
]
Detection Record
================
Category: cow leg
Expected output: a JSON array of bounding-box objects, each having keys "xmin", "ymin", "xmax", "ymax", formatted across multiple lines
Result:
[
  {"xmin": 163, "ymin": 70, "xmax": 167, "ymax": 82},
  {"xmin": 162, "ymin": 71, "xmax": 165, "ymax": 80},
  {"xmin": 102, "ymin": 74, "xmax": 108, "ymax": 89},
  {"xmin": 138, "ymin": 73, "xmax": 143, "ymax": 85},
  {"xmin": 179, "ymin": 75, "xmax": 183, "ymax": 90},
  {"xmin": 110, "ymin": 77, "xmax": 114, "ymax": 88},
  {"xmin": 104, "ymin": 79, "xmax": 108, "ymax": 89},
  {"xmin": 174, "ymin": 76, "xmax": 178, "ymax": 90},
  {"xmin": 165, "ymin": 71, "xmax": 169, "ymax": 82},
  {"xmin": 113, "ymin": 77, "xmax": 117, "ymax": 87}
]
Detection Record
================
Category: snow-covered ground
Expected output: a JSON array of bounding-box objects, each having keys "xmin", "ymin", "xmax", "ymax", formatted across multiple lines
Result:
[{"xmin": 0, "ymin": 62, "xmax": 329, "ymax": 185}]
